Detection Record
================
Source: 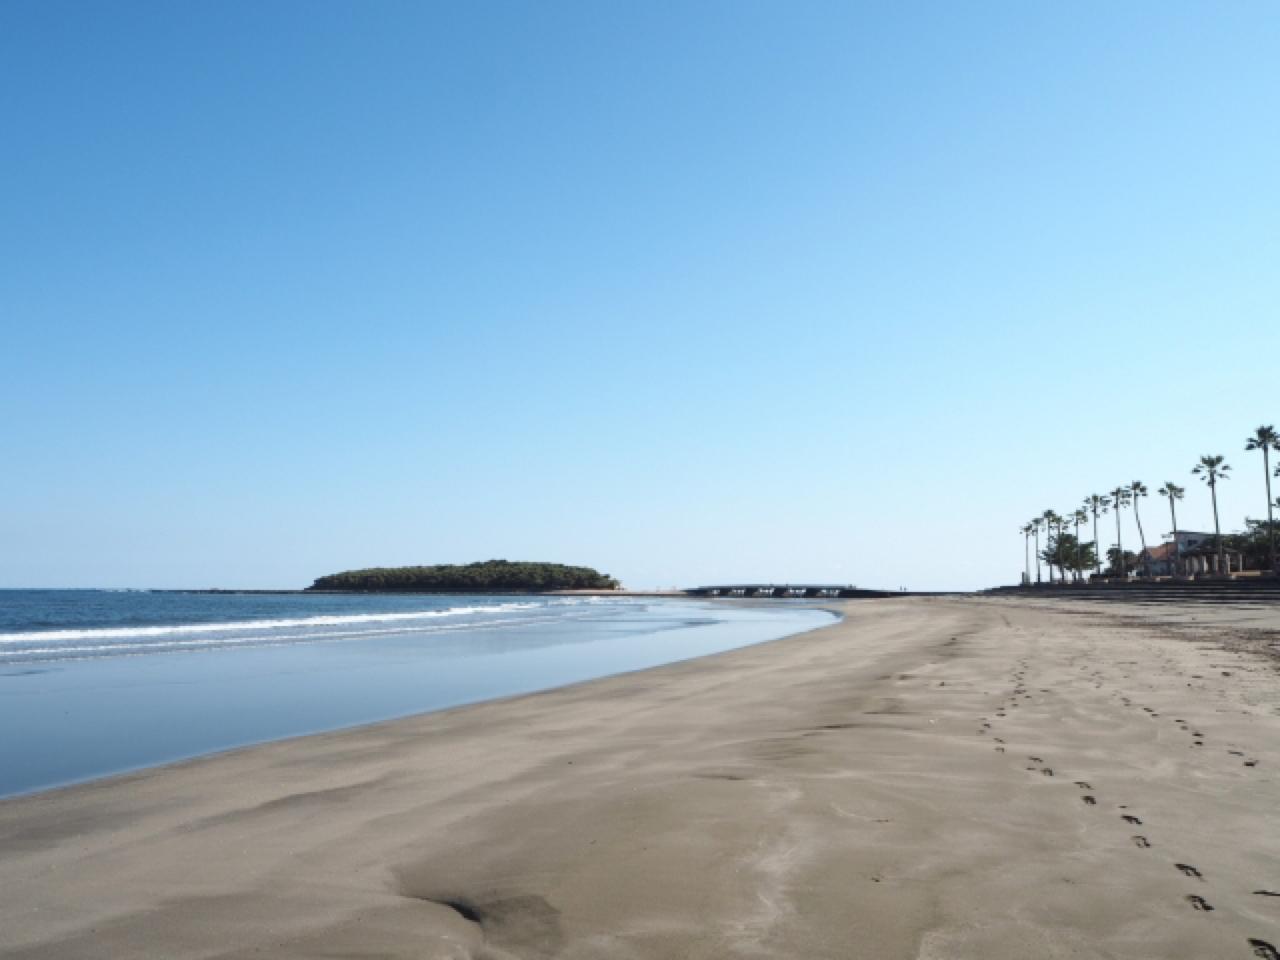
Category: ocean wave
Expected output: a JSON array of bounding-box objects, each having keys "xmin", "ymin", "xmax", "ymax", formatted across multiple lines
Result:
[
  {"xmin": 0, "ymin": 599, "xmax": 580, "ymax": 645},
  {"xmin": 0, "ymin": 610, "xmax": 605, "ymax": 663}
]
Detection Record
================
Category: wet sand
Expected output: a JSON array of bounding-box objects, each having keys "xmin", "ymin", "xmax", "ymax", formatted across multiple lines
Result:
[{"xmin": 2, "ymin": 597, "xmax": 1278, "ymax": 959}]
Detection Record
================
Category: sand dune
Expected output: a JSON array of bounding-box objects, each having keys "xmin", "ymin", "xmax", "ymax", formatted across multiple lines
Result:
[{"xmin": 2, "ymin": 597, "xmax": 1278, "ymax": 959}]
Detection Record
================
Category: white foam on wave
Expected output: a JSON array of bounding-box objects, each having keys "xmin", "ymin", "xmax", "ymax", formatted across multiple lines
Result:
[
  {"xmin": 0, "ymin": 609, "xmax": 599, "ymax": 662},
  {"xmin": 0, "ymin": 599, "xmax": 585, "ymax": 645}
]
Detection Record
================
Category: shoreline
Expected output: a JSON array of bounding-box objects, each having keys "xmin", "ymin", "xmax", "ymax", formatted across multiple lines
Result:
[
  {"xmin": 3, "ymin": 597, "xmax": 1279, "ymax": 958},
  {"xmin": 0, "ymin": 597, "xmax": 835, "ymax": 802},
  {"xmin": 0, "ymin": 602, "xmax": 842, "ymax": 805},
  {"xmin": 154, "ymin": 591, "xmax": 889, "ymax": 600}
]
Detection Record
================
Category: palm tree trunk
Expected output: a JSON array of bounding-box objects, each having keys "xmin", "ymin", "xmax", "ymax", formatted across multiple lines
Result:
[
  {"xmin": 1168, "ymin": 499, "xmax": 1179, "ymax": 577},
  {"xmin": 1134, "ymin": 501, "xmax": 1148, "ymax": 577},
  {"xmin": 1034, "ymin": 529, "xmax": 1041, "ymax": 583},
  {"xmin": 1211, "ymin": 481, "xmax": 1224, "ymax": 574},
  {"xmin": 1266, "ymin": 447, "xmax": 1276, "ymax": 573},
  {"xmin": 1115, "ymin": 508, "xmax": 1124, "ymax": 578},
  {"xmin": 1074, "ymin": 518, "xmax": 1082, "ymax": 582},
  {"xmin": 1092, "ymin": 511, "xmax": 1101, "ymax": 575},
  {"xmin": 1024, "ymin": 533, "xmax": 1031, "ymax": 584}
]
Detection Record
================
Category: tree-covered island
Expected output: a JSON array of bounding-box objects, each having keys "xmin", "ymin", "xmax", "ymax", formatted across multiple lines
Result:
[{"xmin": 306, "ymin": 559, "xmax": 619, "ymax": 593}]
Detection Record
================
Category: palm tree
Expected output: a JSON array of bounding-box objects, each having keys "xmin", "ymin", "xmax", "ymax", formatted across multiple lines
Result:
[
  {"xmin": 1245, "ymin": 426, "xmax": 1279, "ymax": 573},
  {"xmin": 1128, "ymin": 481, "xmax": 1149, "ymax": 576},
  {"xmin": 1157, "ymin": 482, "xmax": 1185, "ymax": 577},
  {"xmin": 1072, "ymin": 508, "xmax": 1089, "ymax": 582},
  {"xmin": 1084, "ymin": 494, "xmax": 1110, "ymax": 577},
  {"xmin": 1020, "ymin": 523, "xmax": 1035, "ymax": 584},
  {"xmin": 1192, "ymin": 455, "xmax": 1231, "ymax": 575},
  {"xmin": 1053, "ymin": 512, "xmax": 1069, "ymax": 582},
  {"xmin": 1109, "ymin": 486, "xmax": 1133, "ymax": 577},
  {"xmin": 1039, "ymin": 511, "xmax": 1053, "ymax": 582},
  {"xmin": 1031, "ymin": 517, "xmax": 1044, "ymax": 583},
  {"xmin": 1042, "ymin": 510, "xmax": 1062, "ymax": 582}
]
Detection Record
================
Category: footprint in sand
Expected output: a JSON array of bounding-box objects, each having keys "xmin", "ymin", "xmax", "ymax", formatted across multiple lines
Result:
[
  {"xmin": 1074, "ymin": 781, "xmax": 1092, "ymax": 789},
  {"xmin": 1249, "ymin": 939, "xmax": 1280, "ymax": 960},
  {"xmin": 1132, "ymin": 836, "xmax": 1151, "ymax": 848},
  {"xmin": 1176, "ymin": 863, "xmax": 1203, "ymax": 879},
  {"xmin": 1186, "ymin": 894, "xmax": 1213, "ymax": 911},
  {"xmin": 1082, "ymin": 795, "xmax": 1097, "ymax": 805},
  {"xmin": 1123, "ymin": 815, "xmax": 1143, "ymax": 825}
]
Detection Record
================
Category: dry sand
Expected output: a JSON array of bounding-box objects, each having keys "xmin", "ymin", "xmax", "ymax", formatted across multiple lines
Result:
[{"xmin": 2, "ymin": 597, "xmax": 1279, "ymax": 959}]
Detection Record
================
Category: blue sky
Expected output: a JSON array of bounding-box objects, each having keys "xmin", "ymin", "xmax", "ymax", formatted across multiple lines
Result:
[{"xmin": 2, "ymin": 2, "xmax": 1277, "ymax": 590}]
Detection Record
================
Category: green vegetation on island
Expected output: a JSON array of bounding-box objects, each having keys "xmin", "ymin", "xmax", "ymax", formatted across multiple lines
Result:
[{"xmin": 307, "ymin": 559, "xmax": 619, "ymax": 593}]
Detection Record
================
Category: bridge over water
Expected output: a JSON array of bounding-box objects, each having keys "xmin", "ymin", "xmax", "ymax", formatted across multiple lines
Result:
[{"xmin": 686, "ymin": 584, "xmax": 906, "ymax": 599}]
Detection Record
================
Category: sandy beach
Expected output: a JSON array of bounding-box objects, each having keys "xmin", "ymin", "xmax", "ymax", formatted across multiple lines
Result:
[{"xmin": 2, "ymin": 596, "xmax": 1279, "ymax": 959}]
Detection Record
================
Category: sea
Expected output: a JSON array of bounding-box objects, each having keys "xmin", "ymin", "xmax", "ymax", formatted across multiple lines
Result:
[{"xmin": 0, "ymin": 590, "xmax": 835, "ymax": 798}]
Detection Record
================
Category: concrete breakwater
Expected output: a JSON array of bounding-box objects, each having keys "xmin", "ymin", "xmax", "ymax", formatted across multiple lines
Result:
[{"xmin": 988, "ymin": 577, "xmax": 1280, "ymax": 605}]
